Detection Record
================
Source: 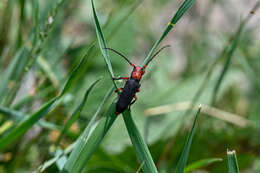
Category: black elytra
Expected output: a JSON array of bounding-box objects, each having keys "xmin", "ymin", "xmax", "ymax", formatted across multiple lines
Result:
[
  {"xmin": 116, "ymin": 78, "xmax": 140, "ymax": 114},
  {"xmin": 104, "ymin": 45, "xmax": 170, "ymax": 115}
]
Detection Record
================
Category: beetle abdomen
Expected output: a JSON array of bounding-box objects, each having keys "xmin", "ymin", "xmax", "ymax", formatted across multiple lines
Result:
[{"xmin": 116, "ymin": 79, "xmax": 140, "ymax": 114}]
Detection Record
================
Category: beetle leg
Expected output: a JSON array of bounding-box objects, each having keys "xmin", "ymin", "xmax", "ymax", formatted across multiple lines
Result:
[
  {"xmin": 130, "ymin": 95, "xmax": 137, "ymax": 105},
  {"xmin": 113, "ymin": 77, "xmax": 129, "ymax": 81},
  {"xmin": 115, "ymin": 88, "xmax": 123, "ymax": 93}
]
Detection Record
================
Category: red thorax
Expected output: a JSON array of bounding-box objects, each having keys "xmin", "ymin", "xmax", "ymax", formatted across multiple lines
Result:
[{"xmin": 130, "ymin": 65, "xmax": 146, "ymax": 81}]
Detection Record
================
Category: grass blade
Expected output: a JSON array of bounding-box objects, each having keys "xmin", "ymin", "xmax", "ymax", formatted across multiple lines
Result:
[
  {"xmin": 179, "ymin": 1, "xmax": 260, "ymax": 120},
  {"xmin": 37, "ymin": 56, "xmax": 60, "ymax": 88},
  {"xmin": 92, "ymin": 1, "xmax": 159, "ymax": 172},
  {"xmin": 62, "ymin": 103, "xmax": 118, "ymax": 173},
  {"xmin": 0, "ymin": 106, "xmax": 25, "ymax": 121},
  {"xmin": 90, "ymin": 2, "xmax": 162, "ymax": 173},
  {"xmin": 227, "ymin": 150, "xmax": 240, "ymax": 173},
  {"xmin": 184, "ymin": 158, "xmax": 222, "ymax": 173},
  {"xmin": 0, "ymin": 47, "xmax": 93, "ymax": 151},
  {"xmin": 37, "ymin": 86, "xmax": 113, "ymax": 172},
  {"xmin": 56, "ymin": 77, "xmax": 101, "ymax": 145},
  {"xmin": 175, "ymin": 106, "xmax": 201, "ymax": 173},
  {"xmin": 141, "ymin": 0, "xmax": 196, "ymax": 66},
  {"xmin": 0, "ymin": 47, "xmax": 29, "ymax": 104},
  {"xmin": 60, "ymin": 46, "xmax": 94, "ymax": 97},
  {"xmin": 123, "ymin": 111, "xmax": 158, "ymax": 173},
  {"xmin": 91, "ymin": 0, "xmax": 116, "ymax": 86},
  {"xmin": 136, "ymin": 161, "xmax": 145, "ymax": 173},
  {"xmin": 211, "ymin": 36, "xmax": 240, "ymax": 105},
  {"xmin": 211, "ymin": 2, "xmax": 260, "ymax": 105},
  {"xmin": 2, "ymin": 0, "xmax": 70, "ymax": 106},
  {"xmin": 61, "ymin": 2, "xmax": 126, "ymax": 172},
  {"xmin": 0, "ymin": 98, "xmax": 58, "ymax": 151},
  {"xmin": 36, "ymin": 143, "xmax": 76, "ymax": 173},
  {"xmin": 0, "ymin": 106, "xmax": 60, "ymax": 130}
]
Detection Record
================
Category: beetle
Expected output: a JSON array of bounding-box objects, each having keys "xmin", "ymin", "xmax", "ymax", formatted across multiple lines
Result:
[{"xmin": 105, "ymin": 45, "xmax": 170, "ymax": 115}]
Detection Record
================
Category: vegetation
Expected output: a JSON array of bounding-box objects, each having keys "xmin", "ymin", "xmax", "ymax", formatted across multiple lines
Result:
[{"xmin": 0, "ymin": 0, "xmax": 259, "ymax": 172}]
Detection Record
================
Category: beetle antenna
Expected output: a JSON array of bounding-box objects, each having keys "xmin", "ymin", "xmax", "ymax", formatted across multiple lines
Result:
[
  {"xmin": 104, "ymin": 48, "xmax": 134, "ymax": 66},
  {"xmin": 144, "ymin": 45, "xmax": 171, "ymax": 66}
]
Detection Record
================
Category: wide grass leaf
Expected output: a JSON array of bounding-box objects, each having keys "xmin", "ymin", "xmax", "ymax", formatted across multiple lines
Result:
[
  {"xmin": 123, "ymin": 111, "xmax": 158, "ymax": 173},
  {"xmin": 175, "ymin": 106, "xmax": 201, "ymax": 173}
]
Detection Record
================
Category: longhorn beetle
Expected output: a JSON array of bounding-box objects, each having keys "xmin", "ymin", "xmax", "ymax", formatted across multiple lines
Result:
[{"xmin": 105, "ymin": 45, "xmax": 170, "ymax": 115}]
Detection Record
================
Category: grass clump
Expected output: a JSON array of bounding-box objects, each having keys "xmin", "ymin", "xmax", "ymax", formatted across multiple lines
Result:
[{"xmin": 0, "ymin": 0, "xmax": 259, "ymax": 173}]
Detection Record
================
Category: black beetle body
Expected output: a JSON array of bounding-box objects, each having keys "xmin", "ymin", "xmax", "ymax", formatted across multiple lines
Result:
[{"xmin": 116, "ymin": 79, "xmax": 140, "ymax": 114}]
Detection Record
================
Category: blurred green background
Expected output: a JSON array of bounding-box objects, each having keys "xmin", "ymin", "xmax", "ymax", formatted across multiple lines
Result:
[{"xmin": 0, "ymin": 0, "xmax": 260, "ymax": 172}]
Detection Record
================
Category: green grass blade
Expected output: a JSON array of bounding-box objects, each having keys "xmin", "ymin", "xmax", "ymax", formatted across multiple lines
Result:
[
  {"xmin": 91, "ymin": 0, "xmax": 116, "ymax": 86},
  {"xmin": 175, "ymin": 106, "xmax": 201, "ymax": 173},
  {"xmin": 56, "ymin": 77, "xmax": 101, "ymax": 145},
  {"xmin": 136, "ymin": 162, "xmax": 145, "ymax": 173},
  {"xmin": 36, "ymin": 143, "xmax": 76, "ymax": 172},
  {"xmin": 211, "ymin": 3, "xmax": 260, "ymax": 105},
  {"xmin": 0, "ymin": 47, "xmax": 29, "ymax": 104},
  {"xmin": 15, "ymin": 0, "xmax": 25, "ymax": 49},
  {"xmin": 0, "ymin": 48, "xmax": 93, "ymax": 151},
  {"xmin": 92, "ymin": 2, "xmax": 159, "ymax": 172},
  {"xmin": 2, "ymin": 0, "xmax": 70, "ymax": 106},
  {"xmin": 170, "ymin": 0, "xmax": 196, "ymax": 25},
  {"xmin": 37, "ymin": 86, "xmax": 113, "ymax": 172},
  {"xmin": 122, "ymin": 111, "xmax": 158, "ymax": 173},
  {"xmin": 227, "ymin": 150, "xmax": 240, "ymax": 173},
  {"xmin": 62, "ymin": 103, "xmax": 118, "ymax": 173},
  {"xmin": 60, "ymin": 46, "xmax": 94, "ymax": 97},
  {"xmin": 37, "ymin": 56, "xmax": 60, "ymax": 88},
  {"xmin": 180, "ymin": 2, "xmax": 260, "ymax": 120},
  {"xmin": 184, "ymin": 158, "xmax": 222, "ymax": 173},
  {"xmin": 141, "ymin": 0, "xmax": 196, "ymax": 67},
  {"xmin": 211, "ymin": 36, "xmax": 240, "ymax": 105},
  {"xmin": 0, "ymin": 98, "xmax": 58, "ymax": 151},
  {"xmin": 31, "ymin": 0, "xmax": 39, "ymax": 29},
  {"xmin": 0, "ymin": 0, "xmax": 13, "ymax": 56},
  {"xmin": 62, "ymin": 2, "xmax": 143, "ymax": 172},
  {"xmin": 0, "ymin": 106, "xmax": 60, "ymax": 130},
  {"xmin": 0, "ymin": 106, "xmax": 25, "ymax": 121}
]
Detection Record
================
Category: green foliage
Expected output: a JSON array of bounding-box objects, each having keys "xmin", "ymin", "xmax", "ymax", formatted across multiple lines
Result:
[
  {"xmin": 0, "ymin": 0, "xmax": 259, "ymax": 172},
  {"xmin": 0, "ymin": 45, "xmax": 95, "ymax": 151}
]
